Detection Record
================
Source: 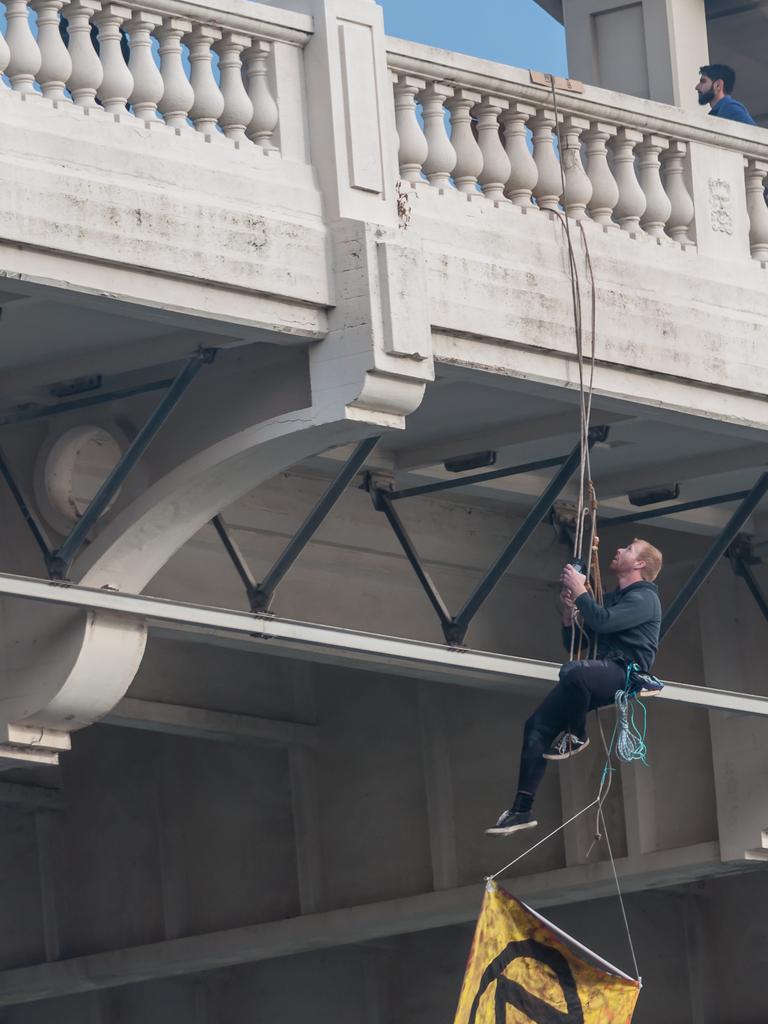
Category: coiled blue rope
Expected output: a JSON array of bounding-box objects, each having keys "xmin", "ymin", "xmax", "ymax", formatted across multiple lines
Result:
[{"xmin": 614, "ymin": 663, "xmax": 649, "ymax": 765}]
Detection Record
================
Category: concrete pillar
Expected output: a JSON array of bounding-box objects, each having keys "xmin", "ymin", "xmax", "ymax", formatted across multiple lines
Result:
[
  {"xmin": 269, "ymin": 0, "xmax": 400, "ymax": 224},
  {"xmin": 563, "ymin": 0, "xmax": 709, "ymax": 110},
  {"xmin": 699, "ymin": 570, "xmax": 768, "ymax": 863}
]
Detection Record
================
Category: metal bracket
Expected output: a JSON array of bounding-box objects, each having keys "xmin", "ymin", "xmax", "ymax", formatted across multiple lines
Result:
[
  {"xmin": 0, "ymin": 348, "xmax": 215, "ymax": 580},
  {"xmin": 549, "ymin": 501, "xmax": 579, "ymax": 550},
  {"xmin": 661, "ymin": 471, "xmax": 768, "ymax": 639},
  {"xmin": 727, "ymin": 536, "xmax": 768, "ymax": 624},
  {"xmin": 368, "ymin": 426, "xmax": 609, "ymax": 646},
  {"xmin": 214, "ymin": 436, "xmax": 380, "ymax": 613}
]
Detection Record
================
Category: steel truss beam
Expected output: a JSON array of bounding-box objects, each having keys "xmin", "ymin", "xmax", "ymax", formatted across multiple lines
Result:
[
  {"xmin": 213, "ymin": 436, "xmax": 379, "ymax": 612},
  {"xmin": 661, "ymin": 472, "xmax": 768, "ymax": 639},
  {"xmin": 601, "ymin": 489, "xmax": 752, "ymax": 528},
  {"xmin": 387, "ymin": 453, "xmax": 570, "ymax": 501},
  {"xmin": 0, "ymin": 350, "xmax": 215, "ymax": 580},
  {"xmin": 103, "ymin": 697, "xmax": 318, "ymax": 748},
  {"xmin": 368, "ymin": 426, "xmax": 609, "ymax": 646},
  {"xmin": 0, "ymin": 377, "xmax": 176, "ymax": 427},
  {"xmin": 2, "ymin": 571, "xmax": 767, "ymax": 717},
  {"xmin": 728, "ymin": 537, "xmax": 768, "ymax": 624}
]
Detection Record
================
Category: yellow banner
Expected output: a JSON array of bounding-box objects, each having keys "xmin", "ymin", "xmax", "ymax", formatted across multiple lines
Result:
[{"xmin": 454, "ymin": 882, "xmax": 640, "ymax": 1024}]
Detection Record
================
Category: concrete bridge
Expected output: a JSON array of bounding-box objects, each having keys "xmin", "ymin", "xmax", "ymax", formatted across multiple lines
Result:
[{"xmin": 0, "ymin": 0, "xmax": 766, "ymax": 1019}]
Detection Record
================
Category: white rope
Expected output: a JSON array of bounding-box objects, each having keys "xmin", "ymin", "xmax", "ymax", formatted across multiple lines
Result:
[
  {"xmin": 599, "ymin": 805, "xmax": 642, "ymax": 986},
  {"xmin": 485, "ymin": 798, "xmax": 600, "ymax": 882}
]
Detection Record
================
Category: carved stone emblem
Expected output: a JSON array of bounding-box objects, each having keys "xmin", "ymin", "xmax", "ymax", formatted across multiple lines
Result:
[{"xmin": 709, "ymin": 177, "xmax": 733, "ymax": 235}]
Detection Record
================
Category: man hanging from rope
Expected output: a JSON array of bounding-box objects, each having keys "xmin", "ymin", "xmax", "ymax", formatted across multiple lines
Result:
[{"xmin": 486, "ymin": 539, "xmax": 664, "ymax": 837}]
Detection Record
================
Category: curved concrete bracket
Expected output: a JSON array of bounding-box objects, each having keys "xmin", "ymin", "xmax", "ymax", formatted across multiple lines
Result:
[{"xmin": 1, "ymin": 214, "xmax": 434, "ymax": 749}]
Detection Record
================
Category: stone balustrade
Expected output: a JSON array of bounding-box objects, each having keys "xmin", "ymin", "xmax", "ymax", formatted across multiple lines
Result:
[
  {"xmin": 1, "ymin": 2, "xmax": 767, "ymax": 265},
  {"xmin": 388, "ymin": 38, "xmax": 768, "ymax": 264},
  {"xmin": 0, "ymin": 0, "xmax": 311, "ymax": 154}
]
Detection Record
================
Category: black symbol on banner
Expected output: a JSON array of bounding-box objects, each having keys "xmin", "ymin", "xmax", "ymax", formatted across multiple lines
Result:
[{"xmin": 467, "ymin": 939, "xmax": 584, "ymax": 1024}]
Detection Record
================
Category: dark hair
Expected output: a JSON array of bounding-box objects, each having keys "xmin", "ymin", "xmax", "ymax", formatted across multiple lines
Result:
[{"xmin": 700, "ymin": 64, "xmax": 736, "ymax": 94}]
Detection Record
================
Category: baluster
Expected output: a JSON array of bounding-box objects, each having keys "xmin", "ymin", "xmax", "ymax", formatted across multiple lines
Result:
[
  {"xmin": 419, "ymin": 81, "xmax": 456, "ymax": 189},
  {"xmin": 125, "ymin": 11, "xmax": 162, "ymax": 122},
  {"xmin": 500, "ymin": 101, "xmax": 537, "ymax": 207},
  {"xmin": 583, "ymin": 122, "xmax": 618, "ymax": 226},
  {"xmin": 637, "ymin": 133, "xmax": 671, "ymax": 238},
  {"xmin": 156, "ymin": 16, "xmax": 193, "ymax": 130},
  {"xmin": 62, "ymin": 0, "xmax": 102, "ymax": 109},
  {"xmin": 530, "ymin": 108, "xmax": 561, "ymax": 212},
  {"xmin": 392, "ymin": 73, "xmax": 428, "ymax": 183},
  {"xmin": 244, "ymin": 40, "xmax": 278, "ymax": 150},
  {"xmin": 446, "ymin": 87, "xmax": 482, "ymax": 194},
  {"xmin": 31, "ymin": 0, "xmax": 71, "ymax": 101},
  {"xmin": 610, "ymin": 127, "xmax": 645, "ymax": 234},
  {"xmin": 93, "ymin": 3, "xmax": 133, "ymax": 114},
  {"xmin": 0, "ymin": 24, "xmax": 9, "ymax": 83},
  {"xmin": 185, "ymin": 24, "xmax": 224, "ymax": 136},
  {"xmin": 559, "ymin": 114, "xmax": 592, "ymax": 220},
  {"xmin": 214, "ymin": 32, "xmax": 252, "ymax": 142},
  {"xmin": 661, "ymin": 140, "xmax": 694, "ymax": 244},
  {"xmin": 475, "ymin": 95, "xmax": 510, "ymax": 201},
  {"xmin": 4, "ymin": 0, "xmax": 42, "ymax": 93},
  {"xmin": 745, "ymin": 158, "xmax": 768, "ymax": 262}
]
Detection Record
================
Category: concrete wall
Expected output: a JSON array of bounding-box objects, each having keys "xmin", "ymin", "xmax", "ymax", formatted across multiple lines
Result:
[
  {"xmin": 562, "ymin": 0, "xmax": 709, "ymax": 109},
  {"xmin": 0, "ymin": 653, "xmax": 762, "ymax": 1021}
]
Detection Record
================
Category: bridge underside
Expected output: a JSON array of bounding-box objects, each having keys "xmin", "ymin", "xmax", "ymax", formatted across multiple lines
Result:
[{"xmin": 1, "ymin": 7, "xmax": 767, "ymax": 1016}]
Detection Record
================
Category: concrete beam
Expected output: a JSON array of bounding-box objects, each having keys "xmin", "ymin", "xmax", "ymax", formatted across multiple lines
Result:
[
  {"xmin": 393, "ymin": 410, "xmax": 631, "ymax": 470},
  {"xmin": 418, "ymin": 684, "xmax": 458, "ymax": 890},
  {"xmin": 2, "ymin": 573, "xmax": 768, "ymax": 718},
  {"xmin": 288, "ymin": 672, "xmax": 326, "ymax": 914},
  {"xmin": 0, "ymin": 840, "xmax": 733, "ymax": 1006},
  {"xmin": 0, "ymin": 781, "xmax": 64, "ymax": 811},
  {"xmin": 35, "ymin": 812, "xmax": 62, "ymax": 961},
  {"xmin": 597, "ymin": 446, "xmax": 768, "ymax": 500},
  {"xmin": 103, "ymin": 698, "xmax": 317, "ymax": 749}
]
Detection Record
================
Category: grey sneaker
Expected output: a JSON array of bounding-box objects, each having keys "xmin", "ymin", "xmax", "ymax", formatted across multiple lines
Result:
[
  {"xmin": 485, "ymin": 808, "xmax": 538, "ymax": 837},
  {"xmin": 543, "ymin": 733, "xmax": 590, "ymax": 761}
]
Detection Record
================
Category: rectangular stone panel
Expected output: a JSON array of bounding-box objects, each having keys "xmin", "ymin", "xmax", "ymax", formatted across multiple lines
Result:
[
  {"xmin": 377, "ymin": 239, "xmax": 430, "ymax": 360},
  {"xmin": 339, "ymin": 20, "xmax": 384, "ymax": 194},
  {"xmin": 594, "ymin": 3, "xmax": 649, "ymax": 99}
]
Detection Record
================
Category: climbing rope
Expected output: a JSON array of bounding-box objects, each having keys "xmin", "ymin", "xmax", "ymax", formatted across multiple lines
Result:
[
  {"xmin": 545, "ymin": 74, "xmax": 600, "ymax": 661},
  {"xmin": 615, "ymin": 664, "xmax": 649, "ymax": 765},
  {"xmin": 484, "ymin": 77, "xmax": 645, "ymax": 985},
  {"xmin": 615, "ymin": 690, "xmax": 649, "ymax": 764}
]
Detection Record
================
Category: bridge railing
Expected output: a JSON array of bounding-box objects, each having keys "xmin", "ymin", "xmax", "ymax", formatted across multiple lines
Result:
[
  {"xmin": 0, "ymin": 0, "xmax": 311, "ymax": 159},
  {"xmin": 2, "ymin": 1, "xmax": 767, "ymax": 263},
  {"xmin": 387, "ymin": 36, "xmax": 768, "ymax": 264}
]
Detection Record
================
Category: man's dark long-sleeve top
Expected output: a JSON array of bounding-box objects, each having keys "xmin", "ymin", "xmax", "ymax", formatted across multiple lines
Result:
[{"xmin": 562, "ymin": 581, "xmax": 661, "ymax": 672}]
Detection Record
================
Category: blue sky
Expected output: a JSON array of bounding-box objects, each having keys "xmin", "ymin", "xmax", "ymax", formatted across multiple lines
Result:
[{"xmin": 377, "ymin": 0, "xmax": 568, "ymax": 78}]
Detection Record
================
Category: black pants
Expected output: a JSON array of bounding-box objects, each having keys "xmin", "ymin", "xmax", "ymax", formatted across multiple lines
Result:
[{"xmin": 516, "ymin": 659, "xmax": 626, "ymax": 801}]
